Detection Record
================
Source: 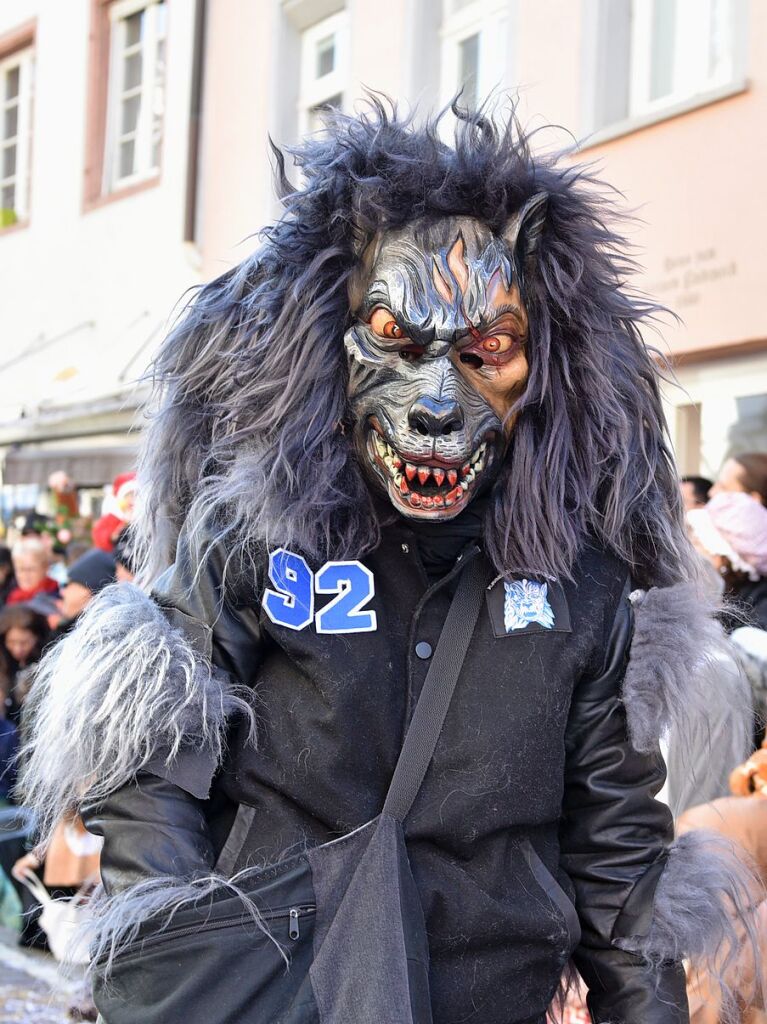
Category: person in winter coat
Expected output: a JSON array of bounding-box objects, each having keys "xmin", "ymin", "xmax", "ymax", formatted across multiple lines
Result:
[
  {"xmin": 52, "ymin": 548, "xmax": 117, "ymax": 639},
  {"xmin": 6, "ymin": 537, "xmax": 59, "ymax": 608},
  {"xmin": 91, "ymin": 473, "xmax": 136, "ymax": 554},
  {"xmin": 711, "ymin": 453, "xmax": 767, "ymax": 508},
  {"xmin": 0, "ymin": 605, "xmax": 51, "ymax": 724},
  {"xmin": 0, "ymin": 546, "xmax": 15, "ymax": 606},
  {"xmin": 19, "ymin": 105, "xmax": 756, "ymax": 1024},
  {"xmin": 687, "ymin": 491, "xmax": 767, "ymax": 633},
  {"xmin": 0, "ymin": 699, "xmax": 18, "ymax": 804}
]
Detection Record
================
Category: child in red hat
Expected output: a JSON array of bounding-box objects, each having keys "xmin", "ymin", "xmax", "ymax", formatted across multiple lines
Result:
[{"xmin": 91, "ymin": 472, "xmax": 136, "ymax": 553}]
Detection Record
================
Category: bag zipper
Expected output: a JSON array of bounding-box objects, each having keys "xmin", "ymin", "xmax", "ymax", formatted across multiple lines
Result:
[{"xmin": 108, "ymin": 903, "xmax": 316, "ymax": 961}]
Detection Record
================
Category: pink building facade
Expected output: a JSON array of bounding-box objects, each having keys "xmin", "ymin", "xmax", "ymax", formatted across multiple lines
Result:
[{"xmin": 0, "ymin": 0, "xmax": 764, "ymax": 509}]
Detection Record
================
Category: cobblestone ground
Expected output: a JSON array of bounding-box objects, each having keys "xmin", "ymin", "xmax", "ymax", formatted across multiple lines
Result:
[{"xmin": 0, "ymin": 930, "xmax": 86, "ymax": 1024}]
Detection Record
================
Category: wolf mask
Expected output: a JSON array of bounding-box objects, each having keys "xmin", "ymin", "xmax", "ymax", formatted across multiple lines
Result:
[{"xmin": 345, "ymin": 199, "xmax": 545, "ymax": 519}]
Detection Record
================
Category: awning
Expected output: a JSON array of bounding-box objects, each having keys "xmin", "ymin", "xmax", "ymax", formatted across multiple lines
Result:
[
  {"xmin": 2, "ymin": 445, "xmax": 138, "ymax": 487},
  {"xmin": 0, "ymin": 314, "xmax": 163, "ymax": 426}
]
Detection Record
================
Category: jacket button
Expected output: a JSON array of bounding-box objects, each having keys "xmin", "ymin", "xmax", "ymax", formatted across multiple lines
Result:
[{"xmin": 415, "ymin": 641, "xmax": 432, "ymax": 659}]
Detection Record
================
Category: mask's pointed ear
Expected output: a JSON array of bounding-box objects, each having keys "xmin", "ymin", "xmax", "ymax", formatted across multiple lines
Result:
[
  {"xmin": 268, "ymin": 137, "xmax": 296, "ymax": 205},
  {"xmin": 502, "ymin": 192, "xmax": 548, "ymax": 271}
]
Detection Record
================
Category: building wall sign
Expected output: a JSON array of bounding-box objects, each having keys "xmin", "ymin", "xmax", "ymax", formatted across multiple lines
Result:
[{"xmin": 647, "ymin": 247, "xmax": 738, "ymax": 312}]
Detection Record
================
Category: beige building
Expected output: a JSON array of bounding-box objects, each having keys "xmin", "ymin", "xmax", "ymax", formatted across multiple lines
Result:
[{"xmin": 0, "ymin": 0, "xmax": 764, "ymax": 521}]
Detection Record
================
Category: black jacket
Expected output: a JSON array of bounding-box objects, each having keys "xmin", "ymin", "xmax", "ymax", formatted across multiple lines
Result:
[{"xmin": 86, "ymin": 522, "xmax": 686, "ymax": 1024}]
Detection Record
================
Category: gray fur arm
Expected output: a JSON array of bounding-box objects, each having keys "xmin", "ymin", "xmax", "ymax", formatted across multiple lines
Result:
[
  {"xmin": 18, "ymin": 582, "xmax": 254, "ymax": 850},
  {"xmin": 18, "ymin": 513, "xmax": 260, "ymax": 850}
]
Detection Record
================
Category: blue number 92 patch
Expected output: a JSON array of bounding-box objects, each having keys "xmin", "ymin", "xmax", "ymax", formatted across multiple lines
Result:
[{"xmin": 263, "ymin": 549, "xmax": 377, "ymax": 634}]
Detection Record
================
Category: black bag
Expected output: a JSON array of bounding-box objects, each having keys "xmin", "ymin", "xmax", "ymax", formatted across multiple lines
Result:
[{"xmin": 94, "ymin": 552, "xmax": 487, "ymax": 1024}]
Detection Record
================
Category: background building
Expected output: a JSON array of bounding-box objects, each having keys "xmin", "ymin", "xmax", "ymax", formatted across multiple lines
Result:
[
  {"xmin": 0, "ymin": 0, "xmax": 764, "ymax": 525},
  {"xmin": 0, "ymin": 0, "xmax": 202, "ymax": 520}
]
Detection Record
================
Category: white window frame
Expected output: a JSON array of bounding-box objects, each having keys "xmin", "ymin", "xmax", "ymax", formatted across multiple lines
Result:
[
  {"xmin": 629, "ymin": 0, "xmax": 738, "ymax": 118},
  {"xmin": 297, "ymin": 11, "xmax": 349, "ymax": 137},
  {"xmin": 439, "ymin": 0, "xmax": 509, "ymax": 110},
  {"xmin": 582, "ymin": 0, "xmax": 748, "ymax": 145},
  {"xmin": 103, "ymin": 0, "xmax": 167, "ymax": 193},
  {"xmin": 0, "ymin": 45, "xmax": 34, "ymax": 225}
]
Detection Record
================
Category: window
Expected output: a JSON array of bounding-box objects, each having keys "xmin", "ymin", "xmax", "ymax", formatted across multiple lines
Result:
[
  {"xmin": 103, "ymin": 0, "xmax": 167, "ymax": 191},
  {"xmin": 588, "ymin": 0, "xmax": 746, "ymax": 135},
  {"xmin": 667, "ymin": 355, "xmax": 767, "ymax": 479},
  {"xmin": 0, "ymin": 45, "xmax": 33, "ymax": 227},
  {"xmin": 298, "ymin": 12, "xmax": 349, "ymax": 136},
  {"xmin": 440, "ymin": 0, "xmax": 509, "ymax": 110}
]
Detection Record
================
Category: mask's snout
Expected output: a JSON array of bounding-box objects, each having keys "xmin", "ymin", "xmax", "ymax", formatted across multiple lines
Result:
[{"xmin": 407, "ymin": 396, "xmax": 464, "ymax": 438}]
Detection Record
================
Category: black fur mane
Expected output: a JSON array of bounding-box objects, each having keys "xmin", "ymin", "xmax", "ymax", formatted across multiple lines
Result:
[{"xmin": 136, "ymin": 98, "xmax": 692, "ymax": 589}]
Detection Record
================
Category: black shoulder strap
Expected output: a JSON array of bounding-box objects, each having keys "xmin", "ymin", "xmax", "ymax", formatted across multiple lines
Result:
[
  {"xmin": 216, "ymin": 548, "xmax": 487, "ymax": 873},
  {"xmin": 383, "ymin": 551, "xmax": 486, "ymax": 823}
]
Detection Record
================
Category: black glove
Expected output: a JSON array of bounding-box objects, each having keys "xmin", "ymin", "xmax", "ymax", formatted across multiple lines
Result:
[{"xmin": 82, "ymin": 770, "xmax": 216, "ymax": 895}]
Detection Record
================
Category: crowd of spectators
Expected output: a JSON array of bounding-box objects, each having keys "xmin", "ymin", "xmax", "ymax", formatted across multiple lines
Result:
[
  {"xmin": 0, "ymin": 492, "xmax": 138, "ymax": 1019},
  {"xmin": 0, "ymin": 522, "xmax": 137, "ymax": 791}
]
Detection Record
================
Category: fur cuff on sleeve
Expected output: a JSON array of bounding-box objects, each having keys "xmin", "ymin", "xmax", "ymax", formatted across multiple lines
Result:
[
  {"xmin": 18, "ymin": 584, "xmax": 254, "ymax": 848},
  {"xmin": 615, "ymin": 830, "xmax": 760, "ymax": 961},
  {"xmin": 623, "ymin": 581, "xmax": 751, "ymax": 760},
  {"xmin": 615, "ymin": 830, "xmax": 764, "ymax": 1016}
]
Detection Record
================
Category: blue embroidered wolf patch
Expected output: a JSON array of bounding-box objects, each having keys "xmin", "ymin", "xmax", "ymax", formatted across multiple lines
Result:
[{"xmin": 503, "ymin": 580, "xmax": 555, "ymax": 633}]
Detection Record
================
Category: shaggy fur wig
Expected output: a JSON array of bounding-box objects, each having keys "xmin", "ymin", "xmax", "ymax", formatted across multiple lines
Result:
[{"xmin": 135, "ymin": 98, "xmax": 693, "ymax": 590}]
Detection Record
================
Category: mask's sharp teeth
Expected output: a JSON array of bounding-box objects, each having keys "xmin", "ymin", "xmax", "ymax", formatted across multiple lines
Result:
[
  {"xmin": 466, "ymin": 469, "xmax": 475, "ymax": 484},
  {"xmin": 392, "ymin": 454, "xmax": 402, "ymax": 470},
  {"xmin": 444, "ymin": 493, "xmax": 455, "ymax": 507},
  {"xmin": 405, "ymin": 464, "xmax": 417, "ymax": 482},
  {"xmin": 461, "ymin": 463, "xmax": 471, "ymax": 477},
  {"xmin": 449, "ymin": 486, "xmax": 463, "ymax": 503},
  {"xmin": 409, "ymin": 493, "xmax": 422, "ymax": 508},
  {"xmin": 461, "ymin": 481, "xmax": 469, "ymax": 491},
  {"xmin": 417, "ymin": 466, "xmax": 430, "ymax": 486},
  {"xmin": 433, "ymin": 468, "xmax": 445, "ymax": 486},
  {"xmin": 447, "ymin": 469, "xmax": 458, "ymax": 486},
  {"xmin": 421, "ymin": 495, "xmax": 434, "ymax": 509},
  {"xmin": 398, "ymin": 474, "xmax": 408, "ymax": 494},
  {"xmin": 433, "ymin": 494, "xmax": 444, "ymax": 508},
  {"xmin": 375, "ymin": 435, "xmax": 386, "ymax": 456}
]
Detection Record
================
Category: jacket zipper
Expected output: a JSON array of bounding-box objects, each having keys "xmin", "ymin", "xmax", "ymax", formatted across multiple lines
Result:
[{"xmin": 110, "ymin": 903, "xmax": 316, "ymax": 960}]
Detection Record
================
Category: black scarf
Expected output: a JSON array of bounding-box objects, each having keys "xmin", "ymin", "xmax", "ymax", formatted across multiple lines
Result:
[{"xmin": 405, "ymin": 495, "xmax": 488, "ymax": 583}]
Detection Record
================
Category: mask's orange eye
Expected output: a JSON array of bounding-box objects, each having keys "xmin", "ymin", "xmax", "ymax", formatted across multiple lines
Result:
[
  {"xmin": 480, "ymin": 334, "xmax": 515, "ymax": 353},
  {"xmin": 369, "ymin": 307, "xmax": 406, "ymax": 340}
]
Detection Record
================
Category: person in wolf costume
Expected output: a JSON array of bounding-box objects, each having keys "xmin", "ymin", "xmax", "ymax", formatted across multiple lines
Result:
[{"xmin": 19, "ymin": 103, "xmax": 758, "ymax": 1024}]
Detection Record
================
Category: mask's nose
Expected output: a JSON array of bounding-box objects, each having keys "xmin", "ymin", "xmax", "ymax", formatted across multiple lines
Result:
[{"xmin": 407, "ymin": 396, "xmax": 464, "ymax": 437}]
